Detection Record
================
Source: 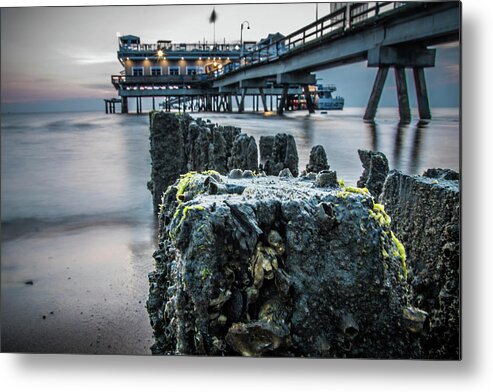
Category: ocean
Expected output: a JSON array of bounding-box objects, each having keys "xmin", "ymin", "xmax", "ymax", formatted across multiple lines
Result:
[{"xmin": 0, "ymin": 107, "xmax": 459, "ymax": 354}]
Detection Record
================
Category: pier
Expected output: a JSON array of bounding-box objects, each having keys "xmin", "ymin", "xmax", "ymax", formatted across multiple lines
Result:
[{"xmin": 108, "ymin": 1, "xmax": 460, "ymax": 122}]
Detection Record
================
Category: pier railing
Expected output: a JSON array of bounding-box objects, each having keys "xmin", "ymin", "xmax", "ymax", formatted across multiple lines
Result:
[
  {"xmin": 220, "ymin": 2, "xmax": 409, "ymax": 76},
  {"xmin": 112, "ymin": 74, "xmax": 211, "ymax": 87},
  {"xmin": 119, "ymin": 42, "xmax": 254, "ymax": 53}
]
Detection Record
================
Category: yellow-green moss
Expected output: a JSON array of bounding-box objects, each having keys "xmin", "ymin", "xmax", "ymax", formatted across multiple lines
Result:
[
  {"xmin": 179, "ymin": 204, "xmax": 205, "ymax": 227},
  {"xmin": 200, "ymin": 267, "xmax": 211, "ymax": 281},
  {"xmin": 175, "ymin": 171, "xmax": 220, "ymax": 202},
  {"xmin": 201, "ymin": 170, "xmax": 220, "ymax": 176},
  {"xmin": 336, "ymin": 181, "xmax": 370, "ymax": 199},
  {"xmin": 345, "ymin": 186, "xmax": 370, "ymax": 195},
  {"xmin": 369, "ymin": 203, "xmax": 408, "ymax": 284},
  {"xmin": 175, "ymin": 171, "xmax": 198, "ymax": 201},
  {"xmin": 391, "ymin": 231, "xmax": 408, "ymax": 280},
  {"xmin": 170, "ymin": 204, "xmax": 206, "ymax": 239},
  {"xmin": 369, "ymin": 203, "xmax": 391, "ymax": 226}
]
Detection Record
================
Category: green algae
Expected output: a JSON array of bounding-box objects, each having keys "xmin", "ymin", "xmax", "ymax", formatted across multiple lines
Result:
[
  {"xmin": 336, "ymin": 181, "xmax": 370, "ymax": 198},
  {"xmin": 201, "ymin": 170, "xmax": 220, "ymax": 176},
  {"xmin": 175, "ymin": 171, "xmax": 221, "ymax": 202},
  {"xmin": 169, "ymin": 203, "xmax": 206, "ymax": 240},
  {"xmin": 366, "ymin": 201, "xmax": 408, "ymax": 283},
  {"xmin": 200, "ymin": 267, "xmax": 211, "ymax": 281},
  {"xmin": 368, "ymin": 202, "xmax": 392, "ymax": 226},
  {"xmin": 175, "ymin": 171, "xmax": 198, "ymax": 201},
  {"xmin": 391, "ymin": 231, "xmax": 408, "ymax": 280}
]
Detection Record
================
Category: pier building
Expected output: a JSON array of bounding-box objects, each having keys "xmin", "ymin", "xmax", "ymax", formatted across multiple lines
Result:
[
  {"xmin": 109, "ymin": 33, "xmax": 307, "ymax": 114},
  {"xmin": 108, "ymin": 2, "xmax": 460, "ymax": 121},
  {"xmin": 110, "ymin": 35, "xmax": 274, "ymax": 113}
]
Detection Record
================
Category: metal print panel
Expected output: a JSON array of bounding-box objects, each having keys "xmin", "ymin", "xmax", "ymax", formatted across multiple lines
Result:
[{"xmin": 1, "ymin": 1, "xmax": 461, "ymax": 358}]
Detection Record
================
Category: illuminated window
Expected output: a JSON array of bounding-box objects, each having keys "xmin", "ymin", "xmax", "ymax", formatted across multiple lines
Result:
[
  {"xmin": 132, "ymin": 67, "xmax": 144, "ymax": 76},
  {"xmin": 151, "ymin": 66, "xmax": 162, "ymax": 76},
  {"xmin": 185, "ymin": 66, "xmax": 205, "ymax": 75},
  {"xmin": 168, "ymin": 66, "xmax": 180, "ymax": 75}
]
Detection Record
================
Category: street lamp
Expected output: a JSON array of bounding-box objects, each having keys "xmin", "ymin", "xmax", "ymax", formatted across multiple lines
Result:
[{"xmin": 240, "ymin": 20, "xmax": 250, "ymax": 57}]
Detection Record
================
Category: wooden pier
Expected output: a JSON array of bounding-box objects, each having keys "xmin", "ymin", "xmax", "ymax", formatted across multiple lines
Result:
[{"xmin": 104, "ymin": 98, "xmax": 121, "ymax": 114}]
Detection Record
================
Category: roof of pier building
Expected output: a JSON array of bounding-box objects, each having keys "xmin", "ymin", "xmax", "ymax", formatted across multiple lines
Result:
[{"xmin": 117, "ymin": 35, "xmax": 250, "ymax": 62}]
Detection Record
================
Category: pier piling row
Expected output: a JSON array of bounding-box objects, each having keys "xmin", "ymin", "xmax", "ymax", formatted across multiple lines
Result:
[{"xmin": 106, "ymin": 86, "xmax": 310, "ymax": 114}]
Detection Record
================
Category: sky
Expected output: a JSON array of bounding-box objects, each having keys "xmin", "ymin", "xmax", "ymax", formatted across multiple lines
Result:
[{"xmin": 0, "ymin": 1, "xmax": 460, "ymax": 112}]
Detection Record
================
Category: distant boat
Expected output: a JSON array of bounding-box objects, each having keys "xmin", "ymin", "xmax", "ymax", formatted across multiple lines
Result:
[{"xmin": 316, "ymin": 84, "xmax": 344, "ymax": 110}]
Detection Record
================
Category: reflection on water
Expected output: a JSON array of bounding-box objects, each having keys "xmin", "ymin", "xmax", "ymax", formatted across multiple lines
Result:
[
  {"xmin": 365, "ymin": 121, "xmax": 379, "ymax": 152},
  {"xmin": 195, "ymin": 107, "xmax": 459, "ymax": 182},
  {"xmin": 0, "ymin": 107, "xmax": 459, "ymax": 354},
  {"xmin": 393, "ymin": 122, "xmax": 408, "ymax": 172},
  {"xmin": 409, "ymin": 120, "xmax": 429, "ymax": 174},
  {"xmin": 299, "ymin": 115, "xmax": 315, "ymax": 149},
  {"xmin": 369, "ymin": 118, "xmax": 434, "ymax": 175}
]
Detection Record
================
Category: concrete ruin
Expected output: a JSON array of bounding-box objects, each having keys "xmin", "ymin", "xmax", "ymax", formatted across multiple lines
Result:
[
  {"xmin": 380, "ymin": 169, "xmax": 460, "ymax": 359},
  {"xmin": 147, "ymin": 171, "xmax": 426, "ymax": 358}
]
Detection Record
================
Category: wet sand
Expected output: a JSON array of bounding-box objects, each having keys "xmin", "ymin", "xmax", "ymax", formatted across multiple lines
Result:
[{"xmin": 1, "ymin": 220, "xmax": 155, "ymax": 354}]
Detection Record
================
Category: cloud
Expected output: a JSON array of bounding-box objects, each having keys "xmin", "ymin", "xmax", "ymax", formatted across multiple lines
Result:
[
  {"xmin": 72, "ymin": 54, "xmax": 118, "ymax": 65},
  {"xmin": 0, "ymin": 73, "xmax": 113, "ymax": 104}
]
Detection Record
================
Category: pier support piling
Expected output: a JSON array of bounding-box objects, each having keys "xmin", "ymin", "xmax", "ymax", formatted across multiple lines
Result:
[
  {"xmin": 228, "ymin": 94, "xmax": 233, "ymax": 112},
  {"xmin": 394, "ymin": 66, "xmax": 411, "ymax": 124},
  {"xmin": 239, "ymin": 88, "xmax": 247, "ymax": 113},
  {"xmin": 234, "ymin": 95, "xmax": 240, "ymax": 111},
  {"xmin": 413, "ymin": 67, "xmax": 432, "ymax": 120},
  {"xmin": 121, "ymin": 97, "xmax": 128, "ymax": 114},
  {"xmin": 303, "ymin": 85, "xmax": 316, "ymax": 114},
  {"xmin": 364, "ymin": 66, "xmax": 389, "ymax": 121},
  {"xmin": 277, "ymin": 85, "xmax": 289, "ymax": 115},
  {"xmin": 259, "ymin": 88, "xmax": 268, "ymax": 112}
]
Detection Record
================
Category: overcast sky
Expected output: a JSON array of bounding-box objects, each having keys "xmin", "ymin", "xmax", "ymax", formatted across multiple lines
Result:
[{"xmin": 0, "ymin": 2, "xmax": 460, "ymax": 112}]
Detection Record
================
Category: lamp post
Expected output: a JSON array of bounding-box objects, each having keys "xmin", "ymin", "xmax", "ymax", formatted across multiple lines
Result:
[{"xmin": 240, "ymin": 20, "xmax": 250, "ymax": 58}]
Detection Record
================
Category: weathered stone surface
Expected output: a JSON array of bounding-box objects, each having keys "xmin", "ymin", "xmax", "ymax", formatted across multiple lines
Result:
[
  {"xmin": 423, "ymin": 168, "xmax": 460, "ymax": 181},
  {"xmin": 315, "ymin": 170, "xmax": 338, "ymax": 188},
  {"xmin": 380, "ymin": 169, "xmax": 460, "ymax": 359},
  {"xmin": 227, "ymin": 133, "xmax": 258, "ymax": 172},
  {"xmin": 148, "ymin": 173, "xmax": 424, "ymax": 358},
  {"xmin": 263, "ymin": 133, "xmax": 299, "ymax": 177},
  {"xmin": 357, "ymin": 149, "xmax": 389, "ymax": 197},
  {"xmin": 148, "ymin": 112, "xmax": 258, "ymax": 212},
  {"xmin": 306, "ymin": 145, "xmax": 330, "ymax": 173},
  {"xmin": 259, "ymin": 136, "xmax": 275, "ymax": 162},
  {"xmin": 278, "ymin": 168, "xmax": 294, "ymax": 178},
  {"xmin": 147, "ymin": 112, "xmax": 188, "ymax": 212}
]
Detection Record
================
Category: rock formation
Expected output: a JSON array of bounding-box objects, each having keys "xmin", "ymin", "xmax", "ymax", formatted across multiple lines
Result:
[
  {"xmin": 259, "ymin": 136, "xmax": 275, "ymax": 162},
  {"xmin": 380, "ymin": 169, "xmax": 460, "ymax": 359},
  {"xmin": 147, "ymin": 172, "xmax": 425, "ymax": 358},
  {"xmin": 357, "ymin": 149, "xmax": 389, "ymax": 197},
  {"xmin": 148, "ymin": 112, "xmax": 258, "ymax": 212},
  {"xmin": 262, "ymin": 133, "xmax": 299, "ymax": 177},
  {"xmin": 306, "ymin": 145, "xmax": 330, "ymax": 173}
]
